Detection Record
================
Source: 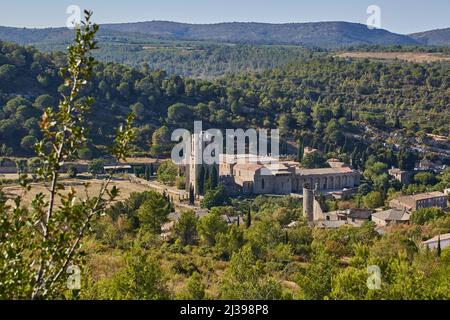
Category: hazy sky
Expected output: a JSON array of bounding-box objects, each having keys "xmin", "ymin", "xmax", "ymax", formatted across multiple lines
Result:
[{"xmin": 0, "ymin": 0, "xmax": 448, "ymax": 34}]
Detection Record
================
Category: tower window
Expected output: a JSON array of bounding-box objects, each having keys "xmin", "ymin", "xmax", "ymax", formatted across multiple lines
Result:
[{"xmin": 262, "ymin": 179, "xmax": 265, "ymax": 190}]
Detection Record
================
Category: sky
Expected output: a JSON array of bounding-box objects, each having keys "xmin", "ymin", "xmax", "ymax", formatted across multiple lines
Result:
[{"xmin": 0, "ymin": 0, "xmax": 448, "ymax": 34}]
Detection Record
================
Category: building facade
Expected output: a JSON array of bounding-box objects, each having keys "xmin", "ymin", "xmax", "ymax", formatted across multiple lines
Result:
[
  {"xmin": 423, "ymin": 233, "xmax": 450, "ymax": 250},
  {"xmin": 388, "ymin": 168, "xmax": 411, "ymax": 185},
  {"xmin": 372, "ymin": 209, "xmax": 411, "ymax": 227},
  {"xmin": 389, "ymin": 192, "xmax": 448, "ymax": 212},
  {"xmin": 228, "ymin": 157, "xmax": 360, "ymax": 196}
]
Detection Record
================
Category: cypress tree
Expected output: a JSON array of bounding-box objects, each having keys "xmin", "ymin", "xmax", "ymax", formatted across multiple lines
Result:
[
  {"xmin": 297, "ymin": 138, "xmax": 304, "ymax": 162},
  {"xmin": 246, "ymin": 209, "xmax": 252, "ymax": 229},
  {"xmin": 189, "ymin": 184, "xmax": 195, "ymax": 205},
  {"xmin": 197, "ymin": 166, "xmax": 205, "ymax": 195},
  {"xmin": 145, "ymin": 165, "xmax": 150, "ymax": 180},
  {"xmin": 149, "ymin": 163, "xmax": 154, "ymax": 176},
  {"xmin": 437, "ymin": 235, "xmax": 442, "ymax": 257},
  {"xmin": 211, "ymin": 165, "xmax": 218, "ymax": 189},
  {"xmin": 204, "ymin": 167, "xmax": 211, "ymax": 191},
  {"xmin": 342, "ymin": 137, "xmax": 349, "ymax": 153}
]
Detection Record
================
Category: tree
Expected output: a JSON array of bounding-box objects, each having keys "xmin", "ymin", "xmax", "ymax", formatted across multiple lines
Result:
[
  {"xmin": 245, "ymin": 218, "xmax": 283, "ymax": 259},
  {"xmin": 157, "ymin": 160, "xmax": 178, "ymax": 186},
  {"xmin": 0, "ymin": 64, "xmax": 17, "ymax": 82},
  {"xmin": 210, "ymin": 165, "xmax": 218, "ymax": 189},
  {"xmin": 411, "ymin": 208, "xmax": 446, "ymax": 225},
  {"xmin": 297, "ymin": 138, "xmax": 304, "ymax": 162},
  {"xmin": 364, "ymin": 162, "xmax": 388, "ymax": 182},
  {"xmin": 201, "ymin": 185, "xmax": 229, "ymax": 209},
  {"xmin": 20, "ymin": 135, "xmax": 38, "ymax": 153},
  {"xmin": 130, "ymin": 102, "xmax": 146, "ymax": 121},
  {"xmin": 358, "ymin": 183, "xmax": 372, "ymax": 196},
  {"xmin": 246, "ymin": 209, "xmax": 252, "ymax": 229},
  {"xmin": 137, "ymin": 191, "xmax": 171, "ymax": 234},
  {"xmin": 66, "ymin": 165, "xmax": 77, "ymax": 178},
  {"xmin": 78, "ymin": 147, "xmax": 93, "ymax": 160},
  {"xmin": 220, "ymin": 246, "xmax": 283, "ymax": 300},
  {"xmin": 197, "ymin": 165, "xmax": 205, "ymax": 195},
  {"xmin": 363, "ymin": 191, "xmax": 384, "ymax": 209},
  {"xmin": 89, "ymin": 158, "xmax": 105, "ymax": 177},
  {"xmin": 414, "ymin": 172, "xmax": 436, "ymax": 186},
  {"xmin": 98, "ymin": 248, "xmax": 169, "ymax": 300},
  {"xmin": 189, "ymin": 184, "xmax": 195, "ymax": 205},
  {"xmin": 178, "ymin": 272, "xmax": 206, "ymax": 300},
  {"xmin": 197, "ymin": 208, "xmax": 227, "ymax": 246},
  {"xmin": 437, "ymin": 235, "xmax": 442, "ymax": 257},
  {"xmin": 203, "ymin": 167, "xmax": 211, "ymax": 191},
  {"xmin": 215, "ymin": 224, "xmax": 245, "ymax": 260},
  {"xmin": 302, "ymin": 151, "xmax": 326, "ymax": 169},
  {"xmin": 167, "ymin": 103, "xmax": 192, "ymax": 124},
  {"xmin": 0, "ymin": 12, "xmax": 136, "ymax": 299},
  {"xmin": 175, "ymin": 210, "xmax": 198, "ymax": 246},
  {"xmin": 150, "ymin": 126, "xmax": 170, "ymax": 157},
  {"xmin": 330, "ymin": 267, "xmax": 369, "ymax": 300},
  {"xmin": 287, "ymin": 223, "xmax": 313, "ymax": 257},
  {"xmin": 297, "ymin": 248, "xmax": 337, "ymax": 300},
  {"xmin": 398, "ymin": 149, "xmax": 418, "ymax": 171}
]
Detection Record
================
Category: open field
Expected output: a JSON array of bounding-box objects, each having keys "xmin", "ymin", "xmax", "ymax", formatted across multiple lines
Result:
[
  {"xmin": 0, "ymin": 173, "xmax": 20, "ymax": 181},
  {"xmin": 2, "ymin": 177, "xmax": 150, "ymax": 206},
  {"xmin": 336, "ymin": 51, "xmax": 450, "ymax": 63}
]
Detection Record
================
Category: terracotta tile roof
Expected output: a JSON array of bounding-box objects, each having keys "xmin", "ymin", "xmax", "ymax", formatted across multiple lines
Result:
[
  {"xmin": 396, "ymin": 192, "xmax": 446, "ymax": 203},
  {"xmin": 296, "ymin": 167, "xmax": 355, "ymax": 175},
  {"xmin": 233, "ymin": 163, "xmax": 264, "ymax": 171}
]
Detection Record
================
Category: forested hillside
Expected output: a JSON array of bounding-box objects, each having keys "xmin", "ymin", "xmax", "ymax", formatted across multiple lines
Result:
[
  {"xmin": 34, "ymin": 41, "xmax": 313, "ymax": 78},
  {"xmin": 0, "ymin": 40, "xmax": 449, "ymax": 159},
  {"xmin": 101, "ymin": 21, "xmax": 419, "ymax": 47},
  {"xmin": 411, "ymin": 28, "xmax": 450, "ymax": 46}
]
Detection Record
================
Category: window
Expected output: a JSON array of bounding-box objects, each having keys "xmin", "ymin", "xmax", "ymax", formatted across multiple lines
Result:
[{"xmin": 262, "ymin": 179, "xmax": 265, "ymax": 190}]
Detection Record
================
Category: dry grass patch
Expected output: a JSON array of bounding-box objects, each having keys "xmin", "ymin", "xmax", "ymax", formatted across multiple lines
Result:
[
  {"xmin": 337, "ymin": 51, "xmax": 450, "ymax": 63},
  {"xmin": 3, "ymin": 177, "xmax": 150, "ymax": 206}
]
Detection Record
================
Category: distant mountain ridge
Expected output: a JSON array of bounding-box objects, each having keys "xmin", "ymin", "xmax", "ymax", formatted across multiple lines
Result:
[
  {"xmin": 101, "ymin": 21, "xmax": 419, "ymax": 47},
  {"xmin": 410, "ymin": 28, "xmax": 450, "ymax": 46},
  {"xmin": 0, "ymin": 21, "xmax": 449, "ymax": 48}
]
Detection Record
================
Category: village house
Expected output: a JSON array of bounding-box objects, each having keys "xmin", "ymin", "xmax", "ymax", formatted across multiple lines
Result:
[
  {"xmin": 372, "ymin": 208, "xmax": 411, "ymax": 227},
  {"xmin": 422, "ymin": 233, "xmax": 450, "ymax": 250},
  {"xmin": 388, "ymin": 168, "xmax": 411, "ymax": 185},
  {"xmin": 389, "ymin": 191, "xmax": 448, "ymax": 212}
]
